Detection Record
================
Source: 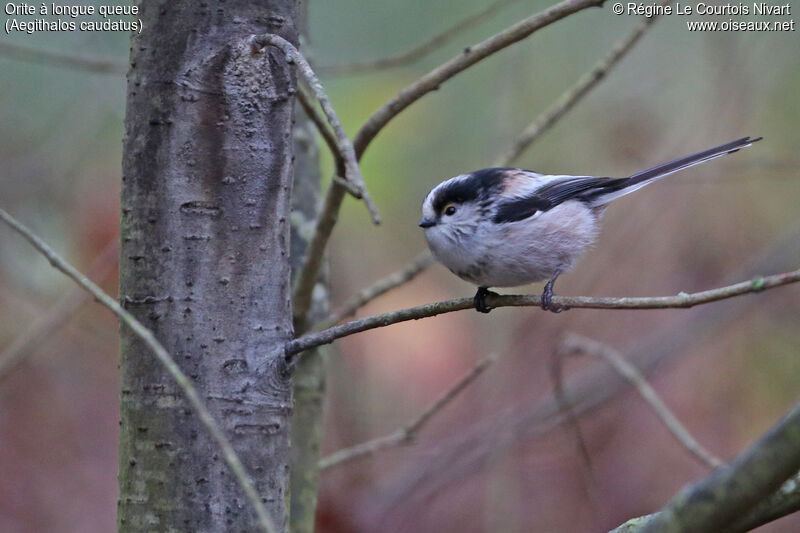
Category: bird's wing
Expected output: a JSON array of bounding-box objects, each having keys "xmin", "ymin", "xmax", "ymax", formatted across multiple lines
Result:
[
  {"xmin": 492, "ymin": 137, "xmax": 763, "ymax": 223},
  {"xmin": 493, "ymin": 175, "xmax": 623, "ymax": 223}
]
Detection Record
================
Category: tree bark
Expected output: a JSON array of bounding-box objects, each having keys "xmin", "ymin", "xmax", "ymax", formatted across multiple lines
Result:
[
  {"xmin": 119, "ymin": 1, "xmax": 298, "ymax": 531},
  {"xmin": 289, "ymin": 5, "xmax": 330, "ymax": 531}
]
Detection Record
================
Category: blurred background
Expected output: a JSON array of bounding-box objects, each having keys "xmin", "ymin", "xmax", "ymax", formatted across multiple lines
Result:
[{"xmin": 1, "ymin": 0, "xmax": 798, "ymax": 531}]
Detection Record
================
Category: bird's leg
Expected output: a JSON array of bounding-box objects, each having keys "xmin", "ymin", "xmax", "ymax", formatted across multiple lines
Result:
[
  {"xmin": 541, "ymin": 270, "xmax": 568, "ymax": 313},
  {"xmin": 474, "ymin": 286, "xmax": 498, "ymax": 314}
]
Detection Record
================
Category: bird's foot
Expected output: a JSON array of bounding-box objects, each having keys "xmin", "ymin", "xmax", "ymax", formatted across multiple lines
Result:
[
  {"xmin": 541, "ymin": 277, "xmax": 569, "ymax": 314},
  {"xmin": 474, "ymin": 287, "xmax": 498, "ymax": 314}
]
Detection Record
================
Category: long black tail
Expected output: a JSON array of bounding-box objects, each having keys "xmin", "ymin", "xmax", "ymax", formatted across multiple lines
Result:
[{"xmin": 589, "ymin": 136, "xmax": 762, "ymax": 206}]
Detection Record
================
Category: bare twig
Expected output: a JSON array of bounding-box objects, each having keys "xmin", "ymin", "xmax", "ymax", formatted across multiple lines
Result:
[
  {"xmin": 0, "ymin": 238, "xmax": 119, "ymax": 381},
  {"xmin": 0, "ymin": 208, "xmax": 277, "ymax": 533},
  {"xmin": 495, "ymin": 0, "xmax": 671, "ymax": 166},
  {"xmin": 296, "ymin": 86, "xmax": 363, "ymax": 198},
  {"xmin": 251, "ymin": 34, "xmax": 379, "ymax": 224},
  {"xmin": 319, "ymin": 0, "xmax": 524, "ymax": 76},
  {"xmin": 252, "ymin": 34, "xmax": 380, "ymax": 223},
  {"xmin": 319, "ymin": 353, "xmax": 497, "ymax": 470},
  {"xmin": 250, "ymin": 33, "xmax": 381, "ymax": 329},
  {"xmin": 611, "ymin": 397, "xmax": 800, "ymax": 533},
  {"xmin": 293, "ymin": 0, "xmax": 605, "ymax": 331},
  {"xmin": 560, "ymin": 333, "xmax": 723, "ymax": 469},
  {"xmin": 318, "ymin": 251, "xmax": 435, "ymax": 329},
  {"xmin": 721, "ymin": 470, "xmax": 800, "ymax": 533},
  {"xmin": 550, "ymin": 348, "xmax": 601, "ymax": 508},
  {"xmin": 291, "ymin": 187, "xmax": 344, "ymax": 332},
  {"xmin": 610, "ymin": 473, "xmax": 800, "ymax": 533},
  {"xmin": 285, "ymin": 267, "xmax": 800, "ymax": 359},
  {"xmin": 376, "ymin": 222, "xmax": 800, "ymax": 516},
  {"xmin": 0, "ymin": 42, "xmax": 126, "ymax": 74},
  {"xmin": 353, "ymin": 0, "xmax": 606, "ymax": 157},
  {"xmin": 295, "ymin": 85, "xmax": 337, "ymax": 155},
  {"xmin": 295, "ymin": 85, "xmax": 355, "ymax": 183}
]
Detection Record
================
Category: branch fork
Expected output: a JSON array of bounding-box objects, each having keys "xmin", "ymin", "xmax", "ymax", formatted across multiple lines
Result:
[{"xmin": 249, "ymin": 33, "xmax": 380, "ymax": 225}]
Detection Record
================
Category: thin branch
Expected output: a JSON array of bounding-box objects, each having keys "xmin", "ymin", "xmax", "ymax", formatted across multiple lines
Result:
[
  {"xmin": 352, "ymin": 0, "xmax": 606, "ymax": 157},
  {"xmin": 721, "ymin": 470, "xmax": 800, "ymax": 533},
  {"xmin": 295, "ymin": 85, "xmax": 338, "ymax": 155},
  {"xmin": 560, "ymin": 333, "xmax": 723, "ymax": 470},
  {"xmin": 0, "ymin": 237, "xmax": 119, "ymax": 381},
  {"xmin": 291, "ymin": 185, "xmax": 343, "ymax": 332},
  {"xmin": 295, "ymin": 85, "xmax": 363, "ymax": 198},
  {"xmin": 319, "ymin": 353, "xmax": 497, "ymax": 470},
  {"xmin": 319, "ymin": 0, "xmax": 524, "ymax": 76},
  {"xmin": 292, "ymin": 0, "xmax": 605, "ymax": 331},
  {"xmin": 0, "ymin": 208, "xmax": 277, "ymax": 533},
  {"xmin": 295, "ymin": 85, "xmax": 353, "ymax": 182},
  {"xmin": 495, "ymin": 0, "xmax": 670, "ymax": 166},
  {"xmin": 0, "ymin": 42, "xmax": 126, "ymax": 74},
  {"xmin": 285, "ymin": 267, "xmax": 800, "ymax": 359},
  {"xmin": 250, "ymin": 34, "xmax": 380, "ymax": 224},
  {"xmin": 318, "ymin": 251, "xmax": 435, "ymax": 329},
  {"xmin": 611, "ymin": 471, "xmax": 800, "ymax": 533},
  {"xmin": 249, "ymin": 34, "xmax": 381, "ymax": 330},
  {"xmin": 550, "ymin": 347, "xmax": 601, "ymax": 508},
  {"xmin": 377, "ymin": 224, "xmax": 800, "ymax": 511},
  {"xmin": 610, "ymin": 396, "xmax": 800, "ymax": 533}
]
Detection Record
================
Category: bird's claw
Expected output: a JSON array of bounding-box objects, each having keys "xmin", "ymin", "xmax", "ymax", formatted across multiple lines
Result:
[
  {"xmin": 541, "ymin": 279, "xmax": 568, "ymax": 314},
  {"xmin": 474, "ymin": 287, "xmax": 497, "ymax": 314}
]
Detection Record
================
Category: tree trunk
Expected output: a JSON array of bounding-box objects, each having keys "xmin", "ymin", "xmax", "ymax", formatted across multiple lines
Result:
[
  {"xmin": 118, "ymin": 1, "xmax": 298, "ymax": 531},
  {"xmin": 288, "ymin": 107, "xmax": 328, "ymax": 530},
  {"xmin": 289, "ymin": 5, "xmax": 330, "ymax": 531},
  {"xmin": 289, "ymin": 108, "xmax": 328, "ymax": 533}
]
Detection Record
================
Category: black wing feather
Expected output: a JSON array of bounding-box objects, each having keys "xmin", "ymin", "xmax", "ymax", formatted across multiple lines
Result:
[
  {"xmin": 534, "ymin": 176, "xmax": 628, "ymax": 205},
  {"xmin": 492, "ymin": 194, "xmax": 552, "ymax": 223},
  {"xmin": 492, "ymin": 176, "xmax": 625, "ymax": 223},
  {"xmin": 491, "ymin": 136, "xmax": 762, "ymax": 224}
]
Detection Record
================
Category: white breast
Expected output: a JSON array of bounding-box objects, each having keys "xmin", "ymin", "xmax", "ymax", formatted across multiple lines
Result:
[{"xmin": 425, "ymin": 200, "xmax": 600, "ymax": 288}]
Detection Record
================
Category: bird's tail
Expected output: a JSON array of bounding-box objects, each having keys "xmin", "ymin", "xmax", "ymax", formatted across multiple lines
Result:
[{"xmin": 588, "ymin": 136, "xmax": 762, "ymax": 207}]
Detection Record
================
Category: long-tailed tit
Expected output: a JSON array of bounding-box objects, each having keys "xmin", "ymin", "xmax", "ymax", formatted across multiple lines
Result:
[{"xmin": 419, "ymin": 136, "xmax": 762, "ymax": 313}]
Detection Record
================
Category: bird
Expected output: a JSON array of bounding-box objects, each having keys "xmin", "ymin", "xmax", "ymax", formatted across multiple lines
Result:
[{"xmin": 418, "ymin": 136, "xmax": 762, "ymax": 313}]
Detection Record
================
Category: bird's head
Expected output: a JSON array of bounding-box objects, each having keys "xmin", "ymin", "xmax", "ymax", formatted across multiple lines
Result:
[{"xmin": 419, "ymin": 169, "xmax": 511, "ymax": 241}]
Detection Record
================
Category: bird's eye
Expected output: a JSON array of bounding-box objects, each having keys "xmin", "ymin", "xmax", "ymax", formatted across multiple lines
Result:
[{"xmin": 444, "ymin": 205, "xmax": 457, "ymax": 216}]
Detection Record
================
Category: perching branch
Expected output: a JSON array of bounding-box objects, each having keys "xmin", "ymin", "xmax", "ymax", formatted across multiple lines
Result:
[
  {"xmin": 495, "ymin": 0, "xmax": 671, "ymax": 166},
  {"xmin": 376, "ymin": 226, "xmax": 800, "ymax": 511},
  {"xmin": 319, "ymin": 0, "xmax": 524, "ymax": 76},
  {"xmin": 610, "ymin": 395, "xmax": 800, "ymax": 533},
  {"xmin": 560, "ymin": 333, "xmax": 723, "ymax": 470},
  {"xmin": 319, "ymin": 353, "xmax": 497, "ymax": 470},
  {"xmin": 318, "ymin": 251, "xmax": 435, "ymax": 329},
  {"xmin": 286, "ymin": 268, "xmax": 800, "ymax": 359},
  {"xmin": 382, "ymin": 222, "xmax": 800, "ymax": 512},
  {"xmin": 0, "ymin": 42, "xmax": 126, "ymax": 74},
  {"xmin": 0, "ymin": 207, "xmax": 277, "ymax": 533},
  {"xmin": 292, "ymin": 0, "xmax": 605, "ymax": 330}
]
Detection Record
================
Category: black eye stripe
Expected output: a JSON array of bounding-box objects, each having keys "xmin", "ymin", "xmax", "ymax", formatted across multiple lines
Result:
[{"xmin": 432, "ymin": 168, "xmax": 509, "ymax": 214}]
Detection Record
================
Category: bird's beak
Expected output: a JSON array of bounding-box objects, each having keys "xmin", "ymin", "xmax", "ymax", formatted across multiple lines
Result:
[{"xmin": 418, "ymin": 217, "xmax": 436, "ymax": 228}]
